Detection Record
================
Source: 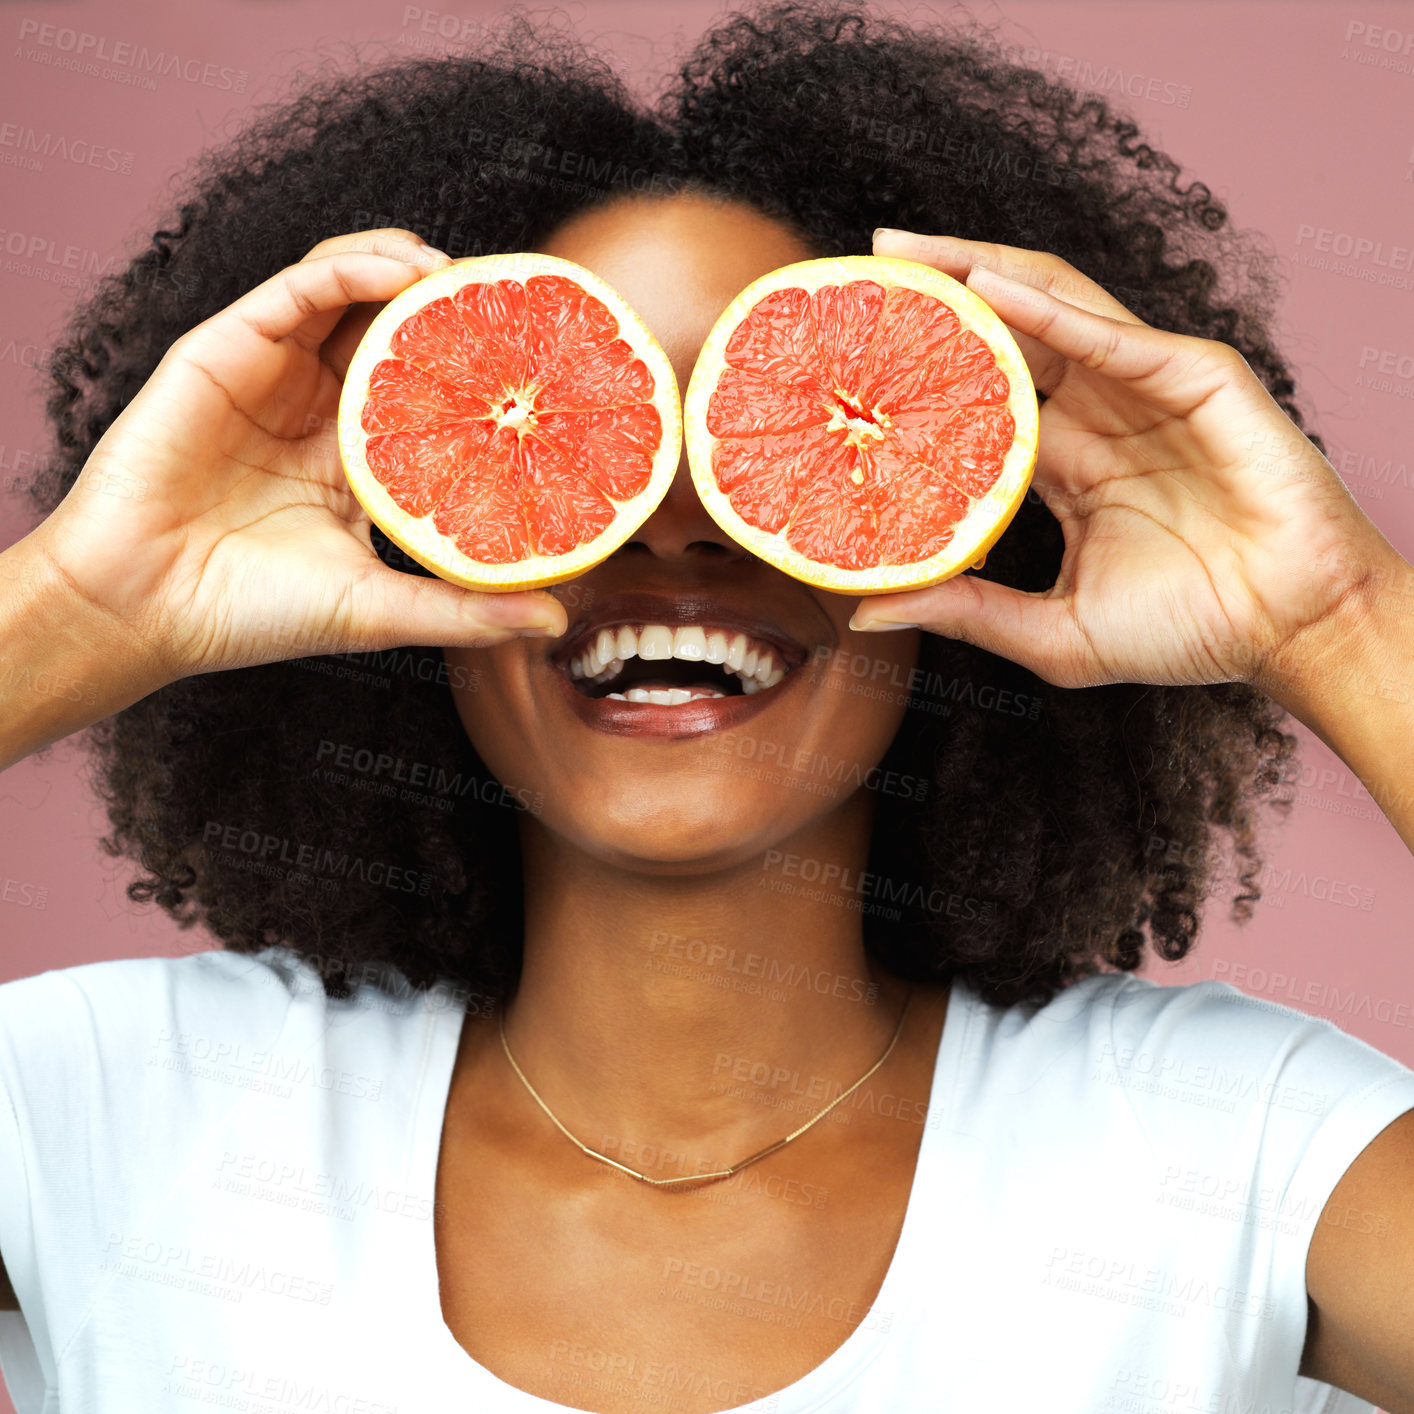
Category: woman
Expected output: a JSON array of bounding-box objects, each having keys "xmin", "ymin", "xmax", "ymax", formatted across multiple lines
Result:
[{"xmin": 0, "ymin": 3, "xmax": 1411, "ymax": 1411}]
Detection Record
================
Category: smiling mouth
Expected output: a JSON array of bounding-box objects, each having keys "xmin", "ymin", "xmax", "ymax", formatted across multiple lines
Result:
[{"xmin": 561, "ymin": 624, "xmax": 792, "ymax": 704}]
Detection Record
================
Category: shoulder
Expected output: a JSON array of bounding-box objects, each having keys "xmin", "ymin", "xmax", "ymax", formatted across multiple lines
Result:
[
  {"xmin": 953, "ymin": 969, "xmax": 1414, "ymax": 1146},
  {"xmin": 0, "ymin": 947, "xmax": 316, "ymax": 1064},
  {"xmin": 0, "ymin": 944, "xmax": 466, "ymax": 1221},
  {"xmin": 963, "ymin": 971, "xmax": 1414, "ymax": 1219},
  {"xmin": 0, "ymin": 948, "xmax": 467, "ymax": 1371},
  {"xmin": 1086, "ymin": 971, "xmax": 1413, "ymax": 1110},
  {"xmin": 970, "ymin": 969, "xmax": 1412, "ymax": 1088},
  {"xmin": 0, "ymin": 945, "xmax": 462, "ymax": 1111}
]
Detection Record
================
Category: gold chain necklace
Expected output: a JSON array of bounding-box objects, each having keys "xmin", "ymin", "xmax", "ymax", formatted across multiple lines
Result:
[{"xmin": 497, "ymin": 983, "xmax": 914, "ymax": 1187}]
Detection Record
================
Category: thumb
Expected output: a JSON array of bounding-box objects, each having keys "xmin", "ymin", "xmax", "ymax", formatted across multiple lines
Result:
[
  {"xmin": 850, "ymin": 573, "xmax": 1092, "ymax": 686},
  {"xmin": 345, "ymin": 563, "xmax": 567, "ymax": 651}
]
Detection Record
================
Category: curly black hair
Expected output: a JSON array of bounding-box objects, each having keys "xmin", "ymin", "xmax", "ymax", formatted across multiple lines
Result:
[{"xmin": 28, "ymin": 0, "xmax": 1302, "ymax": 1010}]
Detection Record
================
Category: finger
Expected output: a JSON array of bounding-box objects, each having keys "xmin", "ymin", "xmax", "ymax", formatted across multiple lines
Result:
[
  {"xmin": 870, "ymin": 231, "xmax": 1086, "ymax": 395},
  {"xmin": 343, "ymin": 563, "xmax": 569, "ymax": 652},
  {"xmin": 237, "ymin": 251, "xmax": 437, "ymax": 349},
  {"xmin": 320, "ymin": 301, "xmax": 383, "ymax": 383},
  {"xmin": 299, "ymin": 228, "xmax": 450, "ymax": 268},
  {"xmin": 873, "ymin": 228, "xmax": 1147, "ymax": 326},
  {"xmin": 177, "ymin": 251, "xmax": 433, "ymax": 395},
  {"xmin": 295, "ymin": 230, "xmax": 452, "ymax": 359},
  {"xmin": 848, "ymin": 574, "xmax": 1098, "ymax": 688},
  {"xmin": 960, "ymin": 266, "xmax": 1226, "ymax": 414}
]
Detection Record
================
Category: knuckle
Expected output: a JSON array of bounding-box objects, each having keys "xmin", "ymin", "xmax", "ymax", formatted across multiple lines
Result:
[
  {"xmin": 362, "ymin": 226, "xmax": 425, "ymax": 245},
  {"xmin": 1031, "ymin": 250, "xmax": 1079, "ymax": 292},
  {"xmin": 282, "ymin": 269, "xmax": 320, "ymax": 319},
  {"xmin": 1080, "ymin": 322, "xmax": 1123, "ymax": 371},
  {"xmin": 1184, "ymin": 335, "xmax": 1248, "ymax": 382},
  {"xmin": 329, "ymin": 266, "xmax": 362, "ymax": 307},
  {"xmin": 1187, "ymin": 331, "xmax": 1235, "ymax": 362},
  {"xmin": 302, "ymin": 227, "xmax": 423, "ymax": 263},
  {"xmin": 300, "ymin": 237, "xmax": 345, "ymax": 263},
  {"xmin": 1215, "ymin": 340, "xmax": 1252, "ymax": 375}
]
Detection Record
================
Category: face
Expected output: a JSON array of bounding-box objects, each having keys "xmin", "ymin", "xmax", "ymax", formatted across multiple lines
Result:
[{"xmin": 444, "ymin": 193, "xmax": 921, "ymax": 872}]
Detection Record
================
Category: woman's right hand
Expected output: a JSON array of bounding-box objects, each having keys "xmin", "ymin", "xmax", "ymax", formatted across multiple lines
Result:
[{"xmin": 22, "ymin": 228, "xmax": 567, "ymax": 690}]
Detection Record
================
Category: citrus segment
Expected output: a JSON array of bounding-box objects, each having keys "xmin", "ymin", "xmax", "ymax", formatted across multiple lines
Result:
[
  {"xmin": 433, "ymin": 468, "xmax": 526, "ymax": 562},
  {"xmin": 364, "ymin": 422, "xmax": 498, "ymax": 518},
  {"xmin": 708, "ymin": 369, "xmax": 839, "ymax": 437},
  {"xmin": 338, "ymin": 252, "xmax": 682, "ymax": 591},
  {"xmin": 361, "ymin": 360, "xmax": 494, "ymax": 433},
  {"xmin": 721, "ymin": 287, "xmax": 827, "ymax": 394},
  {"xmin": 522, "ymin": 274, "xmax": 618, "ymax": 383},
  {"xmin": 522, "ymin": 452, "xmax": 616, "ymax": 555},
  {"xmin": 535, "ymin": 406, "xmax": 662, "ymax": 501},
  {"xmin": 683, "ymin": 255, "xmax": 1038, "ymax": 594},
  {"xmin": 810, "ymin": 280, "xmax": 888, "ymax": 392},
  {"xmin": 535, "ymin": 339, "xmax": 655, "ymax": 411}
]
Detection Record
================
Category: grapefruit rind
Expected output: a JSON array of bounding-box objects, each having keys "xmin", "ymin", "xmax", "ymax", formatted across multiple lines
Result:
[
  {"xmin": 338, "ymin": 252, "xmax": 682, "ymax": 592},
  {"xmin": 682, "ymin": 255, "xmax": 1038, "ymax": 595}
]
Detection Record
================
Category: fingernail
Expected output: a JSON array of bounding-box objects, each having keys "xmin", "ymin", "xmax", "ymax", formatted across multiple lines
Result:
[
  {"xmin": 873, "ymin": 227, "xmax": 901, "ymax": 243},
  {"xmin": 480, "ymin": 591, "xmax": 564, "ymax": 636},
  {"xmin": 417, "ymin": 243, "xmax": 451, "ymax": 264},
  {"xmin": 849, "ymin": 617, "xmax": 919, "ymax": 632}
]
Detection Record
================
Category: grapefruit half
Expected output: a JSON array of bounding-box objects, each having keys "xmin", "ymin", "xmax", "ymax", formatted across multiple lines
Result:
[
  {"xmin": 338, "ymin": 253, "xmax": 682, "ymax": 591},
  {"xmin": 682, "ymin": 255, "xmax": 1038, "ymax": 594}
]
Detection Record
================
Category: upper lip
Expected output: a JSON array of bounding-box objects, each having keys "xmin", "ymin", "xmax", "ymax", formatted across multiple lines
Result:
[{"xmin": 548, "ymin": 590, "xmax": 813, "ymax": 672}]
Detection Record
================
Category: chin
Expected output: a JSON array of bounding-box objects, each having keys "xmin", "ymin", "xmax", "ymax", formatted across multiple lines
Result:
[{"xmin": 551, "ymin": 778, "xmax": 806, "ymax": 874}]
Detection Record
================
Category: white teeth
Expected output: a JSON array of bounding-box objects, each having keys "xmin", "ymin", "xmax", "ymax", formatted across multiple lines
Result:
[
  {"xmin": 563, "ymin": 623, "xmax": 793, "ymax": 695},
  {"xmin": 619, "ymin": 686, "xmax": 726, "ymax": 706},
  {"xmin": 672, "ymin": 626, "xmax": 707, "ymax": 660}
]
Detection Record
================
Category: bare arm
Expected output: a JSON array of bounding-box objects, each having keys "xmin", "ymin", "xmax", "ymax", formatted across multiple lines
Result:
[
  {"xmin": 1253, "ymin": 553, "xmax": 1414, "ymax": 853},
  {"xmin": 0, "ymin": 530, "xmax": 170, "ymax": 773},
  {"xmin": 0, "ymin": 230, "xmax": 564, "ymax": 778},
  {"xmin": 860, "ymin": 230, "xmax": 1414, "ymax": 1406},
  {"xmin": 1299, "ymin": 1108, "xmax": 1414, "ymax": 1411},
  {"xmin": 0, "ymin": 228, "xmax": 568, "ymax": 1323}
]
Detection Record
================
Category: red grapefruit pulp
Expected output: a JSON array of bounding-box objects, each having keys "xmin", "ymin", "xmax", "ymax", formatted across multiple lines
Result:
[
  {"xmin": 683, "ymin": 255, "xmax": 1038, "ymax": 593},
  {"xmin": 338, "ymin": 253, "xmax": 682, "ymax": 591}
]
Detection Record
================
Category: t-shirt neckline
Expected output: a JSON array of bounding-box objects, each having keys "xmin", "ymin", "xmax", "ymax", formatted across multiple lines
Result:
[{"xmin": 404, "ymin": 976, "xmax": 972, "ymax": 1412}]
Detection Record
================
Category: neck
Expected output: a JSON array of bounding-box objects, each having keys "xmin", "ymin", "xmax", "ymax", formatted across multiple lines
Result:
[{"xmin": 491, "ymin": 793, "xmax": 914, "ymax": 1178}]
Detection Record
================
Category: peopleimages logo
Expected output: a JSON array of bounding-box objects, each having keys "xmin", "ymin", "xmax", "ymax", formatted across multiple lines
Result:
[
  {"xmin": 999, "ymin": 46, "xmax": 1193, "ymax": 107},
  {"xmin": 1295, "ymin": 224, "xmax": 1414, "ymax": 271},
  {"xmin": 15, "ymin": 19, "xmax": 248, "ymax": 92},
  {"xmin": 1340, "ymin": 20, "xmax": 1414, "ymax": 76},
  {"xmin": 0, "ymin": 120, "xmax": 134, "ymax": 175},
  {"xmin": 0, "ymin": 228, "xmax": 123, "ymax": 291}
]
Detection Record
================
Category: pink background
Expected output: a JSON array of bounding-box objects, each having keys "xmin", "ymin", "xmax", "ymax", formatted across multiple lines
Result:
[{"xmin": 1, "ymin": 2, "xmax": 1412, "ymax": 1407}]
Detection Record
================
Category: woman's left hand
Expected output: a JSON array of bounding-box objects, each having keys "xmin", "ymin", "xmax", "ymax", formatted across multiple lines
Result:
[{"xmin": 850, "ymin": 229, "xmax": 1405, "ymax": 697}]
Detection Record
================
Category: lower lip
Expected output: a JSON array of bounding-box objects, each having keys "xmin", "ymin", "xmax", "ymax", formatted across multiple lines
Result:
[{"xmin": 552, "ymin": 668, "xmax": 796, "ymax": 738}]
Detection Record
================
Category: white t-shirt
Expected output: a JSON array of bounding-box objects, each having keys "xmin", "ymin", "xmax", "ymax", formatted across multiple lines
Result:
[{"xmin": 2, "ymin": 945, "xmax": 1413, "ymax": 1414}]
